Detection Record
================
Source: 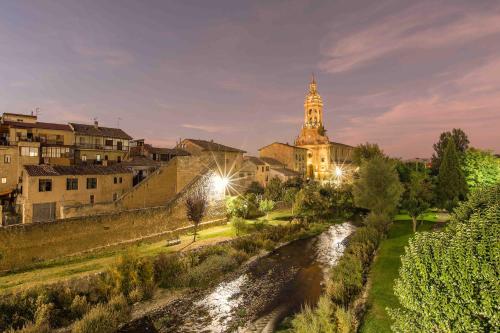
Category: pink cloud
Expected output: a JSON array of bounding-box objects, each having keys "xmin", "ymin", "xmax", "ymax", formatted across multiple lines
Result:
[
  {"xmin": 320, "ymin": 5, "xmax": 500, "ymax": 73},
  {"xmin": 335, "ymin": 58, "xmax": 500, "ymax": 158},
  {"xmin": 73, "ymin": 45, "xmax": 135, "ymax": 66}
]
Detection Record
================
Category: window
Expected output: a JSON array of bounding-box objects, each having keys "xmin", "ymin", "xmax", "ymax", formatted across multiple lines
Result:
[
  {"xmin": 114, "ymin": 177, "xmax": 117, "ymax": 184},
  {"xmin": 105, "ymin": 139, "xmax": 113, "ymax": 147},
  {"xmin": 66, "ymin": 178, "xmax": 78, "ymax": 190},
  {"xmin": 104, "ymin": 155, "xmax": 109, "ymax": 161},
  {"xmin": 20, "ymin": 147, "xmax": 38, "ymax": 157},
  {"xmin": 1, "ymin": 178, "xmax": 6, "ymax": 184},
  {"xmin": 117, "ymin": 156, "xmax": 122, "ymax": 163},
  {"xmin": 4, "ymin": 155, "xmax": 11, "ymax": 163},
  {"xmin": 90, "ymin": 194, "xmax": 95, "ymax": 204},
  {"xmin": 42, "ymin": 147, "xmax": 70, "ymax": 158},
  {"xmin": 81, "ymin": 155, "xmax": 87, "ymax": 161},
  {"xmin": 39, "ymin": 179, "xmax": 52, "ymax": 192},
  {"xmin": 266, "ymin": 166, "xmax": 270, "ymax": 171},
  {"xmin": 119, "ymin": 177, "xmax": 123, "ymax": 183},
  {"xmin": 96, "ymin": 154, "xmax": 101, "ymax": 162},
  {"xmin": 87, "ymin": 178, "xmax": 97, "ymax": 189},
  {"xmin": 321, "ymin": 157, "xmax": 325, "ymax": 162},
  {"xmin": 113, "ymin": 193, "xmax": 117, "ymax": 201}
]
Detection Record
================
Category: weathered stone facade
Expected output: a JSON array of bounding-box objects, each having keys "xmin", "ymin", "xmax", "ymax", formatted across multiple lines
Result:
[{"xmin": 293, "ymin": 76, "xmax": 354, "ymax": 182}]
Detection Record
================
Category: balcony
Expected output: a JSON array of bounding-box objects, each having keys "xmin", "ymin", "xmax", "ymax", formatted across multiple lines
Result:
[{"xmin": 75, "ymin": 143, "xmax": 128, "ymax": 151}]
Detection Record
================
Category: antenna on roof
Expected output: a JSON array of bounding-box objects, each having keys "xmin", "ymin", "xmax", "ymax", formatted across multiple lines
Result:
[
  {"xmin": 116, "ymin": 117, "xmax": 122, "ymax": 128},
  {"xmin": 31, "ymin": 107, "xmax": 41, "ymax": 117}
]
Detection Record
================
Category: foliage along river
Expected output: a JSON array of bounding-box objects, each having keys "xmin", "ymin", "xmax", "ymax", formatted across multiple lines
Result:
[{"xmin": 120, "ymin": 222, "xmax": 355, "ymax": 333}]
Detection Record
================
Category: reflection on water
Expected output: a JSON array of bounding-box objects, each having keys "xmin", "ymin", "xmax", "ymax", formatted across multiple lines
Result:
[
  {"xmin": 120, "ymin": 222, "xmax": 356, "ymax": 333},
  {"xmin": 198, "ymin": 274, "xmax": 248, "ymax": 332}
]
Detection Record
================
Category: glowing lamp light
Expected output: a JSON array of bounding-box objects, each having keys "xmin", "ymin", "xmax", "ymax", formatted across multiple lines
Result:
[
  {"xmin": 213, "ymin": 175, "xmax": 229, "ymax": 194},
  {"xmin": 335, "ymin": 166, "xmax": 343, "ymax": 177}
]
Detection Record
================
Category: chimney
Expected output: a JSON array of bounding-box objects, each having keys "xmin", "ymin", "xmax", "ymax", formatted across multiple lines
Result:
[{"xmin": 94, "ymin": 120, "xmax": 98, "ymax": 128}]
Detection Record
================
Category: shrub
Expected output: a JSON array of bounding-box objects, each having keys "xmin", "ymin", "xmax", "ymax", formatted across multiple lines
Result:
[
  {"xmin": 231, "ymin": 217, "xmax": 247, "ymax": 236},
  {"xmin": 389, "ymin": 184, "xmax": 499, "ymax": 332},
  {"xmin": 153, "ymin": 253, "xmax": 187, "ymax": 289},
  {"xmin": 327, "ymin": 253, "xmax": 363, "ymax": 307},
  {"xmin": 69, "ymin": 295, "xmax": 90, "ymax": 319},
  {"xmin": 291, "ymin": 296, "xmax": 336, "ymax": 333},
  {"xmin": 107, "ymin": 252, "xmax": 156, "ymax": 302},
  {"xmin": 186, "ymin": 253, "xmax": 238, "ymax": 288},
  {"xmin": 231, "ymin": 237, "xmax": 261, "ymax": 255},
  {"xmin": 72, "ymin": 295, "xmax": 130, "ymax": 333},
  {"xmin": 225, "ymin": 196, "xmax": 249, "ymax": 218}
]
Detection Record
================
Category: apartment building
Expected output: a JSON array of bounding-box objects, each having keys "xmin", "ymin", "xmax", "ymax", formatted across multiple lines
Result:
[
  {"xmin": 258, "ymin": 142, "xmax": 307, "ymax": 176},
  {"xmin": 70, "ymin": 121, "xmax": 132, "ymax": 164},
  {"xmin": 18, "ymin": 164, "xmax": 133, "ymax": 223}
]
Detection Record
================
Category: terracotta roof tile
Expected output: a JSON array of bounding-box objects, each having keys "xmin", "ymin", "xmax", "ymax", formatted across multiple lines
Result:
[
  {"xmin": 70, "ymin": 123, "xmax": 132, "ymax": 140},
  {"xmin": 24, "ymin": 164, "xmax": 132, "ymax": 177}
]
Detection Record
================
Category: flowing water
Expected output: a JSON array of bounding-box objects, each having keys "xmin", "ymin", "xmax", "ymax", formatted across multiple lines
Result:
[{"xmin": 120, "ymin": 222, "xmax": 355, "ymax": 333}]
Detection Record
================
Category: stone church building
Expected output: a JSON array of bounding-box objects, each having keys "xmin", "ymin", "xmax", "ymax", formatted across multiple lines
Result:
[{"xmin": 259, "ymin": 76, "xmax": 354, "ymax": 183}]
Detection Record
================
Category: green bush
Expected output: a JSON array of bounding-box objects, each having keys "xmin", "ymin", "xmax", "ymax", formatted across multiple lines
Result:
[
  {"xmin": 231, "ymin": 237, "xmax": 262, "ymax": 255},
  {"xmin": 390, "ymin": 185, "xmax": 499, "ymax": 332},
  {"xmin": 327, "ymin": 253, "xmax": 363, "ymax": 307},
  {"xmin": 69, "ymin": 295, "xmax": 91, "ymax": 319},
  {"xmin": 107, "ymin": 252, "xmax": 156, "ymax": 302},
  {"xmin": 231, "ymin": 216, "xmax": 248, "ymax": 236},
  {"xmin": 153, "ymin": 253, "xmax": 187, "ymax": 289},
  {"xmin": 186, "ymin": 253, "xmax": 238, "ymax": 288},
  {"xmin": 71, "ymin": 295, "xmax": 130, "ymax": 333}
]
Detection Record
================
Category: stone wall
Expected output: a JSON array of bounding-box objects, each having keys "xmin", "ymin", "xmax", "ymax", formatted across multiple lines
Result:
[{"xmin": 0, "ymin": 160, "xmax": 225, "ymax": 271}]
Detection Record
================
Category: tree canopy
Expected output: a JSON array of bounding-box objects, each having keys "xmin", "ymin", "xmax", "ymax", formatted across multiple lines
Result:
[
  {"xmin": 462, "ymin": 148, "xmax": 500, "ymax": 191},
  {"xmin": 390, "ymin": 185, "xmax": 500, "ymax": 332},
  {"xmin": 352, "ymin": 142, "xmax": 385, "ymax": 166},
  {"xmin": 436, "ymin": 138, "xmax": 467, "ymax": 210},
  {"xmin": 264, "ymin": 177, "xmax": 284, "ymax": 202},
  {"xmin": 431, "ymin": 128, "xmax": 469, "ymax": 174},
  {"xmin": 400, "ymin": 171, "xmax": 433, "ymax": 232},
  {"xmin": 352, "ymin": 155, "xmax": 403, "ymax": 215}
]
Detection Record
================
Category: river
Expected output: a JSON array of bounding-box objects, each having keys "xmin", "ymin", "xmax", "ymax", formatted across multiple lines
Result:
[{"xmin": 120, "ymin": 222, "xmax": 355, "ymax": 333}]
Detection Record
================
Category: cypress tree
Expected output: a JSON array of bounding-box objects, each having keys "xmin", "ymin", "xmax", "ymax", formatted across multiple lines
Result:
[{"xmin": 436, "ymin": 138, "xmax": 467, "ymax": 210}]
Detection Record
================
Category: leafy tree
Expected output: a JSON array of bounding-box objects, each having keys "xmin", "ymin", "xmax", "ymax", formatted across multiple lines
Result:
[
  {"xmin": 283, "ymin": 176, "xmax": 304, "ymax": 189},
  {"xmin": 462, "ymin": 148, "xmax": 500, "ymax": 191},
  {"xmin": 431, "ymin": 128, "xmax": 469, "ymax": 174},
  {"xmin": 246, "ymin": 181, "xmax": 264, "ymax": 195},
  {"xmin": 390, "ymin": 185, "xmax": 499, "ymax": 332},
  {"xmin": 283, "ymin": 187, "xmax": 299, "ymax": 203},
  {"xmin": 436, "ymin": 138, "xmax": 467, "ymax": 211},
  {"xmin": 259, "ymin": 199, "xmax": 275, "ymax": 219},
  {"xmin": 353, "ymin": 155, "xmax": 403, "ymax": 215},
  {"xmin": 293, "ymin": 184, "xmax": 326, "ymax": 219},
  {"xmin": 185, "ymin": 189, "xmax": 208, "ymax": 242},
  {"xmin": 401, "ymin": 171, "xmax": 433, "ymax": 232},
  {"xmin": 264, "ymin": 177, "xmax": 284, "ymax": 201},
  {"xmin": 231, "ymin": 217, "xmax": 247, "ymax": 237},
  {"xmin": 225, "ymin": 196, "xmax": 249, "ymax": 218},
  {"xmin": 352, "ymin": 142, "xmax": 385, "ymax": 166},
  {"xmin": 320, "ymin": 184, "xmax": 355, "ymax": 219}
]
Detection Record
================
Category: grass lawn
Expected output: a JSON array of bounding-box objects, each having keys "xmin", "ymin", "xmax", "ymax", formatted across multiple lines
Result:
[
  {"xmin": 0, "ymin": 208, "xmax": 293, "ymax": 293},
  {"xmin": 360, "ymin": 218, "xmax": 435, "ymax": 333}
]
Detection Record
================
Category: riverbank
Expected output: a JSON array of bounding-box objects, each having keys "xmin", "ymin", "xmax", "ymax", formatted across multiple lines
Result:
[
  {"xmin": 119, "ymin": 220, "xmax": 352, "ymax": 333},
  {"xmin": 359, "ymin": 219, "xmax": 435, "ymax": 332},
  {"xmin": 0, "ymin": 210, "xmax": 292, "ymax": 293}
]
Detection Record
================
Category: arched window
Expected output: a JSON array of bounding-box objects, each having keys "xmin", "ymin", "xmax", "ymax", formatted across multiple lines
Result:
[{"xmin": 309, "ymin": 109, "xmax": 312, "ymax": 115}]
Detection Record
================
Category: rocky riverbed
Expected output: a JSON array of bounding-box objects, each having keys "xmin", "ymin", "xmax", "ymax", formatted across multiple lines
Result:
[{"xmin": 119, "ymin": 222, "xmax": 355, "ymax": 333}]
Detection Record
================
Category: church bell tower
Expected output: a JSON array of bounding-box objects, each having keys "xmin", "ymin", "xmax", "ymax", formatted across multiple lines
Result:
[{"xmin": 295, "ymin": 75, "xmax": 329, "ymax": 146}]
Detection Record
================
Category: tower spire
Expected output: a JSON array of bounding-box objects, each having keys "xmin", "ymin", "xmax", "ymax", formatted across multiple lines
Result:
[{"xmin": 311, "ymin": 72, "xmax": 316, "ymax": 84}]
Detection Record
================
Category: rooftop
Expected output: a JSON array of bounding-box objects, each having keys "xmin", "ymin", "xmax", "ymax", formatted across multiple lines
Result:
[
  {"xmin": 271, "ymin": 167, "xmax": 301, "ymax": 177},
  {"xmin": 244, "ymin": 156, "xmax": 265, "ymax": 166},
  {"xmin": 2, "ymin": 120, "xmax": 72, "ymax": 131},
  {"xmin": 24, "ymin": 164, "xmax": 132, "ymax": 177},
  {"xmin": 69, "ymin": 123, "xmax": 132, "ymax": 140},
  {"xmin": 259, "ymin": 157, "xmax": 285, "ymax": 166},
  {"xmin": 183, "ymin": 139, "xmax": 246, "ymax": 153},
  {"xmin": 258, "ymin": 142, "xmax": 308, "ymax": 151},
  {"xmin": 144, "ymin": 144, "xmax": 190, "ymax": 156}
]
